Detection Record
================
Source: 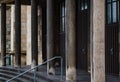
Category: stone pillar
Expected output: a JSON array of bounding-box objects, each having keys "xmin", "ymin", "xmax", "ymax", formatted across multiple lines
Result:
[
  {"xmin": 11, "ymin": 5, "xmax": 15, "ymax": 53},
  {"xmin": 15, "ymin": 0, "xmax": 21, "ymax": 67},
  {"xmin": 26, "ymin": 6, "xmax": 32, "ymax": 65},
  {"xmin": 0, "ymin": 5, "xmax": 1, "ymax": 66},
  {"xmin": 1, "ymin": 3, "xmax": 6, "ymax": 66},
  {"xmin": 31, "ymin": 0, "xmax": 38, "ymax": 68},
  {"xmin": 47, "ymin": 0, "xmax": 55, "ymax": 75},
  {"xmin": 10, "ymin": 5, "xmax": 15, "ymax": 66},
  {"xmin": 38, "ymin": 6, "xmax": 42, "ymax": 64},
  {"xmin": 90, "ymin": 0, "xmax": 105, "ymax": 82},
  {"xmin": 119, "ymin": 0, "xmax": 120, "ymax": 76},
  {"xmin": 65, "ymin": 0, "xmax": 76, "ymax": 81}
]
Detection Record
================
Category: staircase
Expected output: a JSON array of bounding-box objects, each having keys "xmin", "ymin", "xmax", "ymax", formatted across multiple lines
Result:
[
  {"xmin": 0, "ymin": 66, "xmax": 119, "ymax": 82},
  {"xmin": 0, "ymin": 66, "xmax": 62, "ymax": 82}
]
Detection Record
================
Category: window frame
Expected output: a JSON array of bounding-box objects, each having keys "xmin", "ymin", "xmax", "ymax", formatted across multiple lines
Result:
[
  {"xmin": 60, "ymin": 1, "xmax": 65, "ymax": 33},
  {"xmin": 106, "ymin": 0, "xmax": 119, "ymax": 24}
]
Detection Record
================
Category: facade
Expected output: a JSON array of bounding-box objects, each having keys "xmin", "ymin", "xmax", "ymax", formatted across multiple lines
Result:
[{"xmin": 0, "ymin": 0, "xmax": 119, "ymax": 82}]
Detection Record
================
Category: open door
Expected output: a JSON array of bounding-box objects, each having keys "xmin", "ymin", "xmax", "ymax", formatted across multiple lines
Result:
[{"xmin": 76, "ymin": 0, "xmax": 90, "ymax": 71}]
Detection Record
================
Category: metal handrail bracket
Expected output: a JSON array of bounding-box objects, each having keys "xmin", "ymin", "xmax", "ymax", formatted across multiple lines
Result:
[{"xmin": 6, "ymin": 56, "xmax": 63, "ymax": 82}]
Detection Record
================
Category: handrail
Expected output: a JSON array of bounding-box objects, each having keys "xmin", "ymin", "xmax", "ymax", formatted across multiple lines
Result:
[
  {"xmin": 6, "ymin": 56, "xmax": 63, "ymax": 82},
  {"xmin": 3, "ymin": 55, "xmax": 11, "ymax": 59}
]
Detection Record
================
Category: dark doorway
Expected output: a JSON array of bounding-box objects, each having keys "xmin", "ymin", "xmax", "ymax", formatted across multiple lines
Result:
[
  {"xmin": 105, "ymin": 0, "xmax": 119, "ymax": 76},
  {"xmin": 76, "ymin": 0, "xmax": 90, "ymax": 71}
]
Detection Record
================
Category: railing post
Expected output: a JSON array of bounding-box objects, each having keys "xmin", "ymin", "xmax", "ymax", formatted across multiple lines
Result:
[
  {"xmin": 61, "ymin": 57, "xmax": 63, "ymax": 82},
  {"xmin": 34, "ymin": 68, "xmax": 37, "ymax": 82},
  {"xmin": 6, "ymin": 56, "xmax": 63, "ymax": 82}
]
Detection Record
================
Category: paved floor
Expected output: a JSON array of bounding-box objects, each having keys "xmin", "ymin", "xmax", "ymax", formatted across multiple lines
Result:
[
  {"xmin": 0, "ymin": 65, "xmax": 119, "ymax": 82},
  {"xmin": 36, "ymin": 65, "xmax": 120, "ymax": 82}
]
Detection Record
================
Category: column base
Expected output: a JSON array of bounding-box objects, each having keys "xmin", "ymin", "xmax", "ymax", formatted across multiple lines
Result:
[
  {"xmin": 66, "ymin": 67, "xmax": 76, "ymax": 81},
  {"xmin": 66, "ymin": 80, "xmax": 76, "ymax": 82},
  {"xmin": 48, "ymin": 67, "xmax": 55, "ymax": 75}
]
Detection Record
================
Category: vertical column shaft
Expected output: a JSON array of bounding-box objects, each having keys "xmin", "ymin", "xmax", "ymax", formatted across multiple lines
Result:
[
  {"xmin": 65, "ymin": 0, "xmax": 76, "ymax": 81},
  {"xmin": 11, "ymin": 5, "xmax": 15, "ymax": 53},
  {"xmin": 15, "ymin": 0, "xmax": 21, "ymax": 67},
  {"xmin": 1, "ymin": 3, "xmax": 6, "ymax": 66},
  {"xmin": 10, "ymin": 5, "xmax": 15, "ymax": 66},
  {"xmin": 90, "ymin": 0, "xmax": 105, "ymax": 82},
  {"xmin": 31, "ymin": 0, "xmax": 38, "ymax": 67},
  {"xmin": 47, "ymin": 0, "xmax": 55, "ymax": 74},
  {"xmin": 119, "ymin": 0, "xmax": 120, "ymax": 76},
  {"xmin": 26, "ymin": 6, "xmax": 32, "ymax": 65}
]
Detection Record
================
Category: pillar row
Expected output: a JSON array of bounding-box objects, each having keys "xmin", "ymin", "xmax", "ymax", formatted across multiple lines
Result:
[
  {"xmin": 1, "ymin": 3, "xmax": 6, "ymax": 66},
  {"xmin": 15, "ymin": 0, "xmax": 21, "ymax": 67},
  {"xmin": 65, "ymin": 0, "xmax": 76, "ymax": 81},
  {"xmin": 90, "ymin": 0, "xmax": 105, "ymax": 82}
]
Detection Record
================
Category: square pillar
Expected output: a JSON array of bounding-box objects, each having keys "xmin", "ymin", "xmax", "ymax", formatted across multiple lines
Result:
[
  {"xmin": 90, "ymin": 0, "xmax": 105, "ymax": 82},
  {"xmin": 1, "ymin": 3, "xmax": 6, "ymax": 66},
  {"xmin": 31, "ymin": 0, "xmax": 38, "ymax": 68},
  {"xmin": 65, "ymin": 0, "xmax": 76, "ymax": 81},
  {"xmin": 47, "ymin": 0, "xmax": 55, "ymax": 75},
  {"xmin": 15, "ymin": 0, "xmax": 21, "ymax": 67},
  {"xmin": 26, "ymin": 6, "xmax": 32, "ymax": 65},
  {"xmin": 10, "ymin": 5, "xmax": 15, "ymax": 53},
  {"xmin": 0, "ymin": 5, "xmax": 1, "ymax": 66},
  {"xmin": 10, "ymin": 5, "xmax": 15, "ymax": 66},
  {"xmin": 119, "ymin": 0, "xmax": 120, "ymax": 76}
]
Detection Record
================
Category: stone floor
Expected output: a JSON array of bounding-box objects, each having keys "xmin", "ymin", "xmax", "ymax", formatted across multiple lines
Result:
[
  {"xmin": 35, "ymin": 65, "xmax": 120, "ymax": 82},
  {"xmin": 0, "ymin": 65, "xmax": 119, "ymax": 82}
]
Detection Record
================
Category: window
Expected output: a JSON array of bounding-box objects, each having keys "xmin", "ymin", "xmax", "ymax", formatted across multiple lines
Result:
[
  {"xmin": 60, "ymin": 1, "xmax": 65, "ymax": 32},
  {"xmin": 79, "ymin": 0, "xmax": 88, "ymax": 11},
  {"xmin": 106, "ymin": 0, "xmax": 119, "ymax": 24}
]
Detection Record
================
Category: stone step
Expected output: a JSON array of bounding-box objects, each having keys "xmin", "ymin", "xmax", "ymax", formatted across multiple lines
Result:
[
  {"xmin": 0, "ymin": 66, "xmax": 62, "ymax": 82},
  {"xmin": 0, "ymin": 70, "xmax": 34, "ymax": 81},
  {"xmin": 0, "ymin": 77, "xmax": 6, "ymax": 82},
  {"xmin": 0, "ymin": 73, "xmax": 27, "ymax": 82}
]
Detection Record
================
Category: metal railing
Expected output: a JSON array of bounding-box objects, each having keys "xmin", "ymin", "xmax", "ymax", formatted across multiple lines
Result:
[
  {"xmin": 3, "ymin": 55, "xmax": 11, "ymax": 59},
  {"xmin": 6, "ymin": 56, "xmax": 63, "ymax": 82}
]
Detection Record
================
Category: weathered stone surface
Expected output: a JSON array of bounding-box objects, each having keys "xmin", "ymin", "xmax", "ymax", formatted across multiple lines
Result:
[
  {"xmin": 91, "ymin": 0, "xmax": 105, "ymax": 82},
  {"xmin": 38, "ymin": 6, "xmax": 42, "ymax": 64},
  {"xmin": 47, "ymin": 0, "xmax": 55, "ymax": 74},
  {"xmin": 65, "ymin": 0, "xmax": 76, "ymax": 81},
  {"xmin": 21, "ymin": 6, "xmax": 27, "ymax": 52},
  {"xmin": 10, "ymin": 5, "xmax": 15, "ymax": 52},
  {"xmin": 26, "ymin": 6, "xmax": 31, "ymax": 65}
]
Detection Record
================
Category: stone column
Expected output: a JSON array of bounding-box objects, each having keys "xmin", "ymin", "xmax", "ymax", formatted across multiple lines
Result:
[
  {"xmin": 26, "ymin": 6, "xmax": 32, "ymax": 65},
  {"xmin": 38, "ymin": 6, "xmax": 42, "ymax": 64},
  {"xmin": 31, "ymin": 0, "xmax": 38, "ymax": 68},
  {"xmin": 15, "ymin": 0, "xmax": 21, "ymax": 67},
  {"xmin": 119, "ymin": 0, "xmax": 120, "ymax": 76},
  {"xmin": 0, "ymin": 5, "xmax": 1, "ymax": 66},
  {"xmin": 65, "ymin": 0, "xmax": 76, "ymax": 81},
  {"xmin": 90, "ymin": 0, "xmax": 105, "ymax": 82},
  {"xmin": 47, "ymin": 0, "xmax": 55, "ymax": 75},
  {"xmin": 1, "ymin": 3, "xmax": 6, "ymax": 66},
  {"xmin": 10, "ymin": 5, "xmax": 15, "ymax": 66}
]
